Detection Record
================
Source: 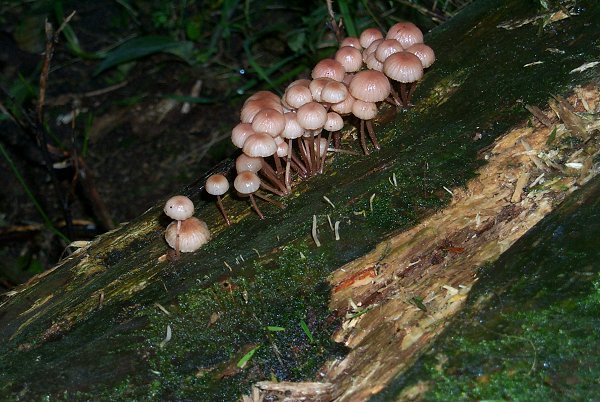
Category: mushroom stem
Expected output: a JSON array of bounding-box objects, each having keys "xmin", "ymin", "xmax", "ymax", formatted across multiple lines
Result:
[
  {"xmin": 285, "ymin": 139, "xmax": 293, "ymax": 191},
  {"xmin": 366, "ymin": 120, "xmax": 380, "ymax": 150},
  {"xmin": 175, "ymin": 219, "xmax": 181, "ymax": 258},
  {"xmin": 315, "ymin": 130, "xmax": 322, "ymax": 173},
  {"xmin": 359, "ymin": 119, "xmax": 369, "ymax": 155},
  {"xmin": 260, "ymin": 163, "xmax": 288, "ymax": 195},
  {"xmin": 400, "ymin": 83, "xmax": 410, "ymax": 108},
  {"xmin": 272, "ymin": 154, "xmax": 283, "ymax": 178},
  {"xmin": 298, "ymin": 139, "xmax": 313, "ymax": 174},
  {"xmin": 255, "ymin": 191, "xmax": 285, "ymax": 209},
  {"xmin": 290, "ymin": 148, "xmax": 308, "ymax": 175},
  {"xmin": 308, "ymin": 133, "xmax": 317, "ymax": 175},
  {"xmin": 248, "ymin": 194, "xmax": 264, "ymax": 219},
  {"xmin": 216, "ymin": 195, "xmax": 231, "ymax": 226},
  {"xmin": 319, "ymin": 132, "xmax": 332, "ymax": 174},
  {"xmin": 406, "ymin": 82, "xmax": 417, "ymax": 106},
  {"xmin": 260, "ymin": 182, "xmax": 286, "ymax": 197},
  {"xmin": 333, "ymin": 132, "xmax": 341, "ymax": 149}
]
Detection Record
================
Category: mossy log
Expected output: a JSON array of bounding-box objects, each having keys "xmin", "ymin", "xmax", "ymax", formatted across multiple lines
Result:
[{"xmin": 1, "ymin": 0, "xmax": 599, "ymax": 400}]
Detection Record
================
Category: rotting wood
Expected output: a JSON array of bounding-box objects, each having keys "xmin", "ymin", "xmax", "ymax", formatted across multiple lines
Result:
[{"xmin": 325, "ymin": 87, "xmax": 599, "ymax": 401}]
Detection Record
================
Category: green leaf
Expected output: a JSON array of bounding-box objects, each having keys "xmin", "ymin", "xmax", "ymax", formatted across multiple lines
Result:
[
  {"xmin": 94, "ymin": 36, "xmax": 195, "ymax": 75},
  {"xmin": 237, "ymin": 345, "xmax": 260, "ymax": 368},
  {"xmin": 265, "ymin": 326, "xmax": 285, "ymax": 332},
  {"xmin": 299, "ymin": 320, "xmax": 314, "ymax": 342}
]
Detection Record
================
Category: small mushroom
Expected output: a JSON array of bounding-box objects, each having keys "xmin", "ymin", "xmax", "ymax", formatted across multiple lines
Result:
[
  {"xmin": 164, "ymin": 217, "xmax": 210, "ymax": 253},
  {"xmin": 163, "ymin": 195, "xmax": 195, "ymax": 258},
  {"xmin": 205, "ymin": 174, "xmax": 231, "ymax": 226},
  {"xmin": 234, "ymin": 171, "xmax": 264, "ymax": 219}
]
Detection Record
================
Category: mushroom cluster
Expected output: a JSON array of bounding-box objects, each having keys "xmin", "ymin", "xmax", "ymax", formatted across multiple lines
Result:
[
  {"xmin": 230, "ymin": 21, "xmax": 435, "ymax": 193},
  {"xmin": 162, "ymin": 21, "xmax": 435, "ymax": 237}
]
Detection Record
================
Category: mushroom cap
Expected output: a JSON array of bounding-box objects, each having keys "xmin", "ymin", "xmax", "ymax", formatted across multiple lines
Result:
[
  {"xmin": 284, "ymin": 84, "xmax": 313, "ymax": 109},
  {"xmin": 324, "ymin": 111, "xmax": 344, "ymax": 132},
  {"xmin": 164, "ymin": 195, "xmax": 194, "ymax": 221},
  {"xmin": 234, "ymin": 171, "xmax": 261, "ymax": 194},
  {"xmin": 335, "ymin": 46, "xmax": 363, "ymax": 72},
  {"xmin": 236, "ymin": 154, "xmax": 262, "ymax": 173},
  {"xmin": 276, "ymin": 141, "xmax": 289, "ymax": 157},
  {"xmin": 282, "ymin": 112, "xmax": 305, "ymax": 139},
  {"xmin": 386, "ymin": 22, "xmax": 423, "ymax": 48},
  {"xmin": 348, "ymin": 70, "xmax": 391, "ymax": 103},
  {"xmin": 363, "ymin": 39, "xmax": 383, "ymax": 62},
  {"xmin": 383, "ymin": 51, "xmax": 424, "ymax": 83},
  {"xmin": 205, "ymin": 174, "xmax": 229, "ymax": 196},
  {"xmin": 375, "ymin": 39, "xmax": 404, "ymax": 63},
  {"xmin": 244, "ymin": 90, "xmax": 281, "ymax": 105},
  {"xmin": 251, "ymin": 108, "xmax": 285, "ymax": 137},
  {"xmin": 320, "ymin": 80, "xmax": 348, "ymax": 104},
  {"xmin": 165, "ymin": 217, "xmax": 210, "ymax": 253},
  {"xmin": 351, "ymin": 100, "xmax": 378, "ymax": 120},
  {"xmin": 340, "ymin": 36, "xmax": 362, "ymax": 50},
  {"xmin": 331, "ymin": 92, "xmax": 355, "ymax": 115},
  {"xmin": 406, "ymin": 43, "xmax": 436, "ymax": 68},
  {"xmin": 359, "ymin": 28, "xmax": 383, "ymax": 49},
  {"xmin": 311, "ymin": 59, "xmax": 346, "ymax": 82},
  {"xmin": 365, "ymin": 52, "xmax": 384, "ymax": 71},
  {"xmin": 231, "ymin": 122, "xmax": 256, "ymax": 148},
  {"xmin": 241, "ymin": 98, "xmax": 283, "ymax": 123},
  {"xmin": 296, "ymin": 101, "xmax": 327, "ymax": 130},
  {"xmin": 243, "ymin": 133, "xmax": 277, "ymax": 157}
]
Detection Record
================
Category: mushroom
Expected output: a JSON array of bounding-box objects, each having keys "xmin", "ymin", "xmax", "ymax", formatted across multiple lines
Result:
[
  {"xmin": 205, "ymin": 174, "xmax": 231, "ymax": 226},
  {"xmin": 348, "ymin": 70, "xmax": 391, "ymax": 153},
  {"xmin": 234, "ymin": 171, "xmax": 264, "ymax": 219},
  {"xmin": 164, "ymin": 217, "xmax": 210, "ymax": 253},
  {"xmin": 383, "ymin": 51, "xmax": 424, "ymax": 107},
  {"xmin": 163, "ymin": 195, "xmax": 195, "ymax": 258}
]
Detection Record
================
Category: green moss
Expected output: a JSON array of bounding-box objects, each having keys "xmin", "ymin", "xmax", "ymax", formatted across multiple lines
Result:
[{"xmin": 130, "ymin": 242, "xmax": 345, "ymax": 400}]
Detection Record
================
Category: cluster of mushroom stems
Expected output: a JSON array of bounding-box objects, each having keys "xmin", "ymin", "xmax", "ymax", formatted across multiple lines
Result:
[{"xmin": 164, "ymin": 22, "xmax": 435, "ymax": 252}]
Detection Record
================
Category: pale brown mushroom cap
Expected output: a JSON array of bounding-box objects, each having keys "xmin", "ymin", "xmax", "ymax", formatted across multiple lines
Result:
[
  {"xmin": 164, "ymin": 195, "xmax": 194, "ymax": 221},
  {"xmin": 165, "ymin": 217, "xmax": 210, "ymax": 253},
  {"xmin": 324, "ymin": 111, "xmax": 344, "ymax": 132},
  {"xmin": 236, "ymin": 154, "xmax": 262, "ymax": 173},
  {"xmin": 340, "ymin": 36, "xmax": 362, "ymax": 50},
  {"xmin": 406, "ymin": 43, "xmax": 436, "ymax": 68},
  {"xmin": 206, "ymin": 174, "xmax": 229, "ymax": 196},
  {"xmin": 296, "ymin": 101, "xmax": 327, "ymax": 130},
  {"xmin": 234, "ymin": 171, "xmax": 261, "ymax": 194},
  {"xmin": 320, "ymin": 80, "xmax": 348, "ymax": 104},
  {"xmin": 241, "ymin": 99, "xmax": 283, "ymax": 123},
  {"xmin": 282, "ymin": 112, "xmax": 305, "ymax": 139},
  {"xmin": 375, "ymin": 39, "xmax": 404, "ymax": 63},
  {"xmin": 386, "ymin": 22, "xmax": 423, "ymax": 48},
  {"xmin": 311, "ymin": 59, "xmax": 346, "ymax": 82},
  {"xmin": 251, "ymin": 108, "xmax": 285, "ymax": 137},
  {"xmin": 244, "ymin": 90, "xmax": 281, "ymax": 105},
  {"xmin": 383, "ymin": 51, "xmax": 424, "ymax": 83},
  {"xmin": 365, "ymin": 52, "xmax": 384, "ymax": 71},
  {"xmin": 359, "ymin": 28, "xmax": 384, "ymax": 49},
  {"xmin": 242, "ymin": 133, "xmax": 277, "ymax": 157},
  {"xmin": 331, "ymin": 92, "xmax": 356, "ymax": 115},
  {"xmin": 284, "ymin": 84, "xmax": 313, "ymax": 109},
  {"xmin": 351, "ymin": 100, "xmax": 378, "ymax": 120},
  {"xmin": 231, "ymin": 122, "xmax": 256, "ymax": 148},
  {"xmin": 348, "ymin": 70, "xmax": 391, "ymax": 103},
  {"xmin": 335, "ymin": 46, "xmax": 363, "ymax": 73}
]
